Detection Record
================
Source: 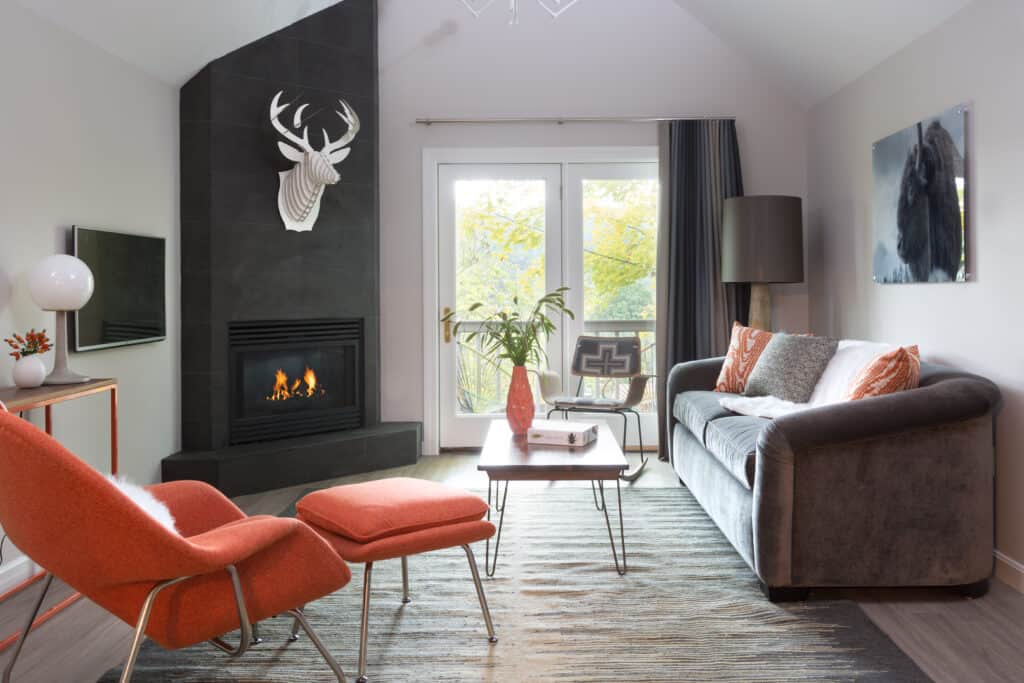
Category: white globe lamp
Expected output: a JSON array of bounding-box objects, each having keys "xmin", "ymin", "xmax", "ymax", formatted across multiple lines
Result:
[{"xmin": 28, "ymin": 254, "xmax": 94, "ymax": 384}]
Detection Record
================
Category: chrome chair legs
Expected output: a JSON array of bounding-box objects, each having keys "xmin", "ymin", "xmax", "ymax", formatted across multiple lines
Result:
[
  {"xmin": 120, "ymin": 575, "xmax": 193, "ymax": 683},
  {"xmin": 2, "ymin": 566, "xmax": 347, "ymax": 683},
  {"xmin": 287, "ymin": 608, "xmax": 348, "ymax": 682},
  {"xmin": 401, "ymin": 556, "xmax": 410, "ymax": 604},
  {"xmin": 2, "ymin": 574, "xmax": 54, "ymax": 683},
  {"xmin": 462, "ymin": 545, "xmax": 498, "ymax": 643},
  {"xmin": 354, "ymin": 547, "xmax": 497, "ymax": 682},
  {"xmin": 357, "ymin": 562, "xmax": 373, "ymax": 683}
]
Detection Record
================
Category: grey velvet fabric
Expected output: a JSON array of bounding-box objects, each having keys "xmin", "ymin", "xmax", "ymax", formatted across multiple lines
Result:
[
  {"xmin": 673, "ymin": 424, "xmax": 755, "ymax": 569},
  {"xmin": 744, "ymin": 334, "xmax": 838, "ymax": 402},
  {"xmin": 668, "ymin": 356, "xmax": 1001, "ymax": 591},
  {"xmin": 665, "ymin": 357, "xmax": 728, "ymax": 459},
  {"xmin": 673, "ymin": 390, "xmax": 734, "ymax": 443},
  {"xmin": 703, "ymin": 416, "xmax": 766, "ymax": 490}
]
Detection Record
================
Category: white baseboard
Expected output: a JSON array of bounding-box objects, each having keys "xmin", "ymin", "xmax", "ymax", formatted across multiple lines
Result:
[
  {"xmin": 0, "ymin": 556, "xmax": 38, "ymax": 596},
  {"xmin": 995, "ymin": 550, "xmax": 1024, "ymax": 593}
]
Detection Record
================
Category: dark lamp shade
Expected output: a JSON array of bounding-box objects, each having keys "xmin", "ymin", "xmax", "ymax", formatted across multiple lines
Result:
[{"xmin": 721, "ymin": 195, "xmax": 804, "ymax": 284}]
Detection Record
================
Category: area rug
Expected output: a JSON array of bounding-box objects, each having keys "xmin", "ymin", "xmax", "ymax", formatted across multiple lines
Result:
[{"xmin": 103, "ymin": 486, "xmax": 928, "ymax": 682}]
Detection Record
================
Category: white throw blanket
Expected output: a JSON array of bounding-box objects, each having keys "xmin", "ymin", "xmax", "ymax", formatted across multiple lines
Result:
[
  {"xmin": 718, "ymin": 395, "xmax": 808, "ymax": 419},
  {"xmin": 718, "ymin": 339, "xmax": 904, "ymax": 419}
]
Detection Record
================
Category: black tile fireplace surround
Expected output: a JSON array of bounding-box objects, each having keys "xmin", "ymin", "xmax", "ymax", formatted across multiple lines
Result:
[{"xmin": 163, "ymin": 0, "xmax": 419, "ymax": 496}]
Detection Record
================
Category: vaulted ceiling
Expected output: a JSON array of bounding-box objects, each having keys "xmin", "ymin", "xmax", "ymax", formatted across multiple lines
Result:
[
  {"xmin": 17, "ymin": 0, "xmax": 974, "ymax": 107},
  {"xmin": 672, "ymin": 0, "xmax": 972, "ymax": 106},
  {"xmin": 15, "ymin": 0, "xmax": 340, "ymax": 85}
]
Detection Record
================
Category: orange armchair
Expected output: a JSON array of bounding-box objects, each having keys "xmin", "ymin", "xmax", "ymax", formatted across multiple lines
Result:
[{"xmin": 0, "ymin": 410, "xmax": 352, "ymax": 682}]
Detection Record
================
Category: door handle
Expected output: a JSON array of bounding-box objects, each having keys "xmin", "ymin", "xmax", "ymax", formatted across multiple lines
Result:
[{"xmin": 442, "ymin": 307, "xmax": 453, "ymax": 344}]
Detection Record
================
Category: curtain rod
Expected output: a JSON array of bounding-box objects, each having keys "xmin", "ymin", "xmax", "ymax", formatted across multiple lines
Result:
[{"xmin": 415, "ymin": 115, "xmax": 736, "ymax": 125}]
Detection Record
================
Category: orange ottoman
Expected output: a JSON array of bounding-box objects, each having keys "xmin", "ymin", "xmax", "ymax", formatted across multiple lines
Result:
[{"xmin": 296, "ymin": 477, "xmax": 497, "ymax": 683}]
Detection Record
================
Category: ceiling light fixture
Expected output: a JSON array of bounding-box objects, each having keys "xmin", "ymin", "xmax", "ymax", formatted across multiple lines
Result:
[{"xmin": 459, "ymin": 0, "xmax": 583, "ymax": 24}]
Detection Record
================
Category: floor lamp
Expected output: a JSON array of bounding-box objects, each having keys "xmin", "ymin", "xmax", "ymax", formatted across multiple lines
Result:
[{"xmin": 721, "ymin": 196, "xmax": 804, "ymax": 331}]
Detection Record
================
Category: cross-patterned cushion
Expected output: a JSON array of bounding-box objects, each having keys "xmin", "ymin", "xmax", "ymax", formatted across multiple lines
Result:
[{"xmin": 571, "ymin": 337, "xmax": 641, "ymax": 378}]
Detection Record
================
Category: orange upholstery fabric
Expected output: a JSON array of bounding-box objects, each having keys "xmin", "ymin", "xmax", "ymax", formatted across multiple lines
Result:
[
  {"xmin": 715, "ymin": 322, "xmax": 773, "ymax": 393},
  {"xmin": 0, "ymin": 412, "xmax": 351, "ymax": 650},
  {"xmin": 296, "ymin": 477, "xmax": 489, "ymax": 543},
  {"xmin": 311, "ymin": 519, "xmax": 496, "ymax": 563},
  {"xmin": 846, "ymin": 345, "xmax": 921, "ymax": 400}
]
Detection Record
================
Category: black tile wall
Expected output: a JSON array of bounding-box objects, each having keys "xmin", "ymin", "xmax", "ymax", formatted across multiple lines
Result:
[{"xmin": 180, "ymin": 0, "xmax": 380, "ymax": 450}]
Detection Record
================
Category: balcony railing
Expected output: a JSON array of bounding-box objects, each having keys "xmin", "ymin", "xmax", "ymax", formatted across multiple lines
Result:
[{"xmin": 455, "ymin": 320, "xmax": 657, "ymax": 415}]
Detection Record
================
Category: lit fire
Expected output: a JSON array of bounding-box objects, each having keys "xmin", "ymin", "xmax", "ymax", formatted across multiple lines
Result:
[{"xmin": 266, "ymin": 367, "xmax": 326, "ymax": 401}]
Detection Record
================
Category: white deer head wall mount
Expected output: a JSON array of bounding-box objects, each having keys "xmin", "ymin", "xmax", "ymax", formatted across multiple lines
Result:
[{"xmin": 270, "ymin": 90, "xmax": 360, "ymax": 232}]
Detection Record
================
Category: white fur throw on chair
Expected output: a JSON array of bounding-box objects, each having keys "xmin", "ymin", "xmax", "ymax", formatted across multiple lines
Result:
[{"xmin": 106, "ymin": 475, "xmax": 178, "ymax": 534}]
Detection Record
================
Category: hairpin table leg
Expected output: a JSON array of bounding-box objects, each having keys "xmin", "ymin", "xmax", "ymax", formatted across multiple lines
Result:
[
  {"xmin": 597, "ymin": 479, "xmax": 627, "ymax": 575},
  {"xmin": 485, "ymin": 478, "xmax": 509, "ymax": 577}
]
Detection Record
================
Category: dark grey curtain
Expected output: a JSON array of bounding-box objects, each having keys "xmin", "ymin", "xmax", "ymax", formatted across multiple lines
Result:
[{"xmin": 656, "ymin": 119, "xmax": 748, "ymax": 459}]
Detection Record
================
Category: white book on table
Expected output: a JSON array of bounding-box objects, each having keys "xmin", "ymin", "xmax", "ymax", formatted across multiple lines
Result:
[{"xmin": 526, "ymin": 420, "xmax": 599, "ymax": 447}]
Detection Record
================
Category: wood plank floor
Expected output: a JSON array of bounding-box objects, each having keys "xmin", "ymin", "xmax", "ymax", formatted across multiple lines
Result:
[{"xmin": 1, "ymin": 453, "xmax": 1022, "ymax": 681}]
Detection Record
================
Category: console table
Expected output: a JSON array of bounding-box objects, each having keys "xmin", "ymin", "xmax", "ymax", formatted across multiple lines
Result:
[{"xmin": 0, "ymin": 378, "xmax": 118, "ymax": 653}]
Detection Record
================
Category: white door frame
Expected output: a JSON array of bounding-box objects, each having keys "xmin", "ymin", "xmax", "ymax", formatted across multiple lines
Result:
[{"xmin": 422, "ymin": 146, "xmax": 658, "ymax": 455}]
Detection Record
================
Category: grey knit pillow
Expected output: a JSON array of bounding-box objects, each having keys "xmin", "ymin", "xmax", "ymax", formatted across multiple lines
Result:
[{"xmin": 743, "ymin": 333, "xmax": 838, "ymax": 403}]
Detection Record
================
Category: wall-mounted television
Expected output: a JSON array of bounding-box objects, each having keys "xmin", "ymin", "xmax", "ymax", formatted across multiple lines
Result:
[{"xmin": 72, "ymin": 226, "xmax": 166, "ymax": 351}]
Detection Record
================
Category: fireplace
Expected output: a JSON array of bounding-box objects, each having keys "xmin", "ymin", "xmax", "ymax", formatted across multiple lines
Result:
[{"xmin": 229, "ymin": 319, "xmax": 363, "ymax": 444}]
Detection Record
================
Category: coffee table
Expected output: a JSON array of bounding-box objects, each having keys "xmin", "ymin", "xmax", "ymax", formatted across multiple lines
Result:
[{"xmin": 477, "ymin": 419, "xmax": 628, "ymax": 576}]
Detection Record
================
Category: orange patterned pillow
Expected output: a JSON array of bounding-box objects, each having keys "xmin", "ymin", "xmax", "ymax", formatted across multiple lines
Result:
[
  {"xmin": 845, "ymin": 346, "xmax": 921, "ymax": 400},
  {"xmin": 715, "ymin": 322, "xmax": 773, "ymax": 394}
]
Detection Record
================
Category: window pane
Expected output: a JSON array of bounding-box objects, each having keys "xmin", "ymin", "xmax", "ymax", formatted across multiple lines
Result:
[
  {"xmin": 454, "ymin": 178, "xmax": 547, "ymax": 415},
  {"xmin": 582, "ymin": 179, "xmax": 658, "ymax": 323},
  {"xmin": 580, "ymin": 177, "xmax": 658, "ymax": 413},
  {"xmin": 455, "ymin": 179, "xmax": 546, "ymax": 317}
]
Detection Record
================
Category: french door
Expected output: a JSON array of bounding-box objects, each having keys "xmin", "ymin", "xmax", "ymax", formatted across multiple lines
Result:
[{"xmin": 435, "ymin": 159, "xmax": 658, "ymax": 449}]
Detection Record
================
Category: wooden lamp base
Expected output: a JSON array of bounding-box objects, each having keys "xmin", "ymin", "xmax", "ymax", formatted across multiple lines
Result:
[{"xmin": 749, "ymin": 283, "xmax": 772, "ymax": 331}]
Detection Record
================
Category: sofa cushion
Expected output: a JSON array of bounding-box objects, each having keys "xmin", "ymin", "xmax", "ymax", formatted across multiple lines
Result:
[
  {"xmin": 744, "ymin": 333, "xmax": 838, "ymax": 403},
  {"xmin": 703, "ymin": 416, "xmax": 769, "ymax": 489},
  {"xmin": 715, "ymin": 322, "xmax": 773, "ymax": 393},
  {"xmin": 673, "ymin": 391, "xmax": 735, "ymax": 444},
  {"xmin": 846, "ymin": 345, "xmax": 921, "ymax": 400}
]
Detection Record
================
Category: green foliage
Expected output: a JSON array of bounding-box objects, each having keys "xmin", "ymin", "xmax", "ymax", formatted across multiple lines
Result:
[
  {"xmin": 455, "ymin": 180, "xmax": 546, "ymax": 317},
  {"xmin": 582, "ymin": 179, "xmax": 657, "ymax": 320},
  {"xmin": 454, "ymin": 178, "xmax": 657, "ymax": 322},
  {"xmin": 442, "ymin": 288, "xmax": 574, "ymax": 368}
]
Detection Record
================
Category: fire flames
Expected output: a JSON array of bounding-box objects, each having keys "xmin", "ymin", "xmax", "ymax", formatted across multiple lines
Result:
[{"xmin": 266, "ymin": 366, "xmax": 326, "ymax": 401}]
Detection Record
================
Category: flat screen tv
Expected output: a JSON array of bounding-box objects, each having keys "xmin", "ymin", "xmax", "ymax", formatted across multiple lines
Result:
[{"xmin": 73, "ymin": 226, "xmax": 166, "ymax": 351}]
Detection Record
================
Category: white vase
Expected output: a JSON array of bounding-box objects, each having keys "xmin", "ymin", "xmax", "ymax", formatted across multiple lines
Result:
[{"xmin": 12, "ymin": 355, "xmax": 46, "ymax": 389}]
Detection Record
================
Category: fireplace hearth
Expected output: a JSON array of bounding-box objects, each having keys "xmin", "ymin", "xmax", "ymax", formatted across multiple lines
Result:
[{"xmin": 229, "ymin": 319, "xmax": 363, "ymax": 444}]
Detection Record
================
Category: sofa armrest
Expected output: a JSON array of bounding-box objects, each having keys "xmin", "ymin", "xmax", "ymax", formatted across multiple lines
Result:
[
  {"xmin": 666, "ymin": 358, "xmax": 724, "ymax": 408},
  {"xmin": 764, "ymin": 376, "xmax": 1001, "ymax": 454},
  {"xmin": 753, "ymin": 376, "xmax": 1001, "ymax": 589}
]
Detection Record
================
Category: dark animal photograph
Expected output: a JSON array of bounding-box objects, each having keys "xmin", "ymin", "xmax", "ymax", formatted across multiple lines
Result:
[{"xmin": 872, "ymin": 104, "xmax": 967, "ymax": 283}]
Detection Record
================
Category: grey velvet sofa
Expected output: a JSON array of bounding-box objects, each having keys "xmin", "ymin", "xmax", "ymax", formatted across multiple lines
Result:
[{"xmin": 667, "ymin": 356, "xmax": 1001, "ymax": 601}]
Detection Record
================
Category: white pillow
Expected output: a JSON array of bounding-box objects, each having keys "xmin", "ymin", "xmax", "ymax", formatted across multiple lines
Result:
[
  {"xmin": 808, "ymin": 340, "xmax": 896, "ymax": 407},
  {"xmin": 106, "ymin": 475, "xmax": 179, "ymax": 535}
]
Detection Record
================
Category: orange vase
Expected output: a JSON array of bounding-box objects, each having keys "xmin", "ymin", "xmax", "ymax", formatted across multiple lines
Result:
[{"xmin": 506, "ymin": 365, "xmax": 535, "ymax": 436}]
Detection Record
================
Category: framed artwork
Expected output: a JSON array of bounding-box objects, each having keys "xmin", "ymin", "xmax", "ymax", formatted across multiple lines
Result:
[{"xmin": 872, "ymin": 104, "xmax": 968, "ymax": 283}]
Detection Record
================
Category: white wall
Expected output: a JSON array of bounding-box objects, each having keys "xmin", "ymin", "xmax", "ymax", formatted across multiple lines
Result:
[
  {"xmin": 806, "ymin": 0, "xmax": 1024, "ymax": 587},
  {"xmin": 0, "ymin": 0, "xmax": 179, "ymax": 587},
  {"xmin": 378, "ymin": 0, "xmax": 809, "ymax": 447}
]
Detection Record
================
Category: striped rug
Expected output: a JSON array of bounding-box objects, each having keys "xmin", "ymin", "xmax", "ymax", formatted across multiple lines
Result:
[{"xmin": 103, "ymin": 486, "xmax": 927, "ymax": 682}]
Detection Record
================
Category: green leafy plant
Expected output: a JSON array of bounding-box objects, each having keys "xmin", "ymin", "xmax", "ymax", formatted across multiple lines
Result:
[{"xmin": 442, "ymin": 288, "xmax": 574, "ymax": 367}]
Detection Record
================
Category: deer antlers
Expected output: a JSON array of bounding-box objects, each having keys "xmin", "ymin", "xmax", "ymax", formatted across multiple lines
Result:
[
  {"xmin": 270, "ymin": 91, "xmax": 359, "ymax": 158},
  {"xmin": 322, "ymin": 100, "xmax": 360, "ymax": 155}
]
